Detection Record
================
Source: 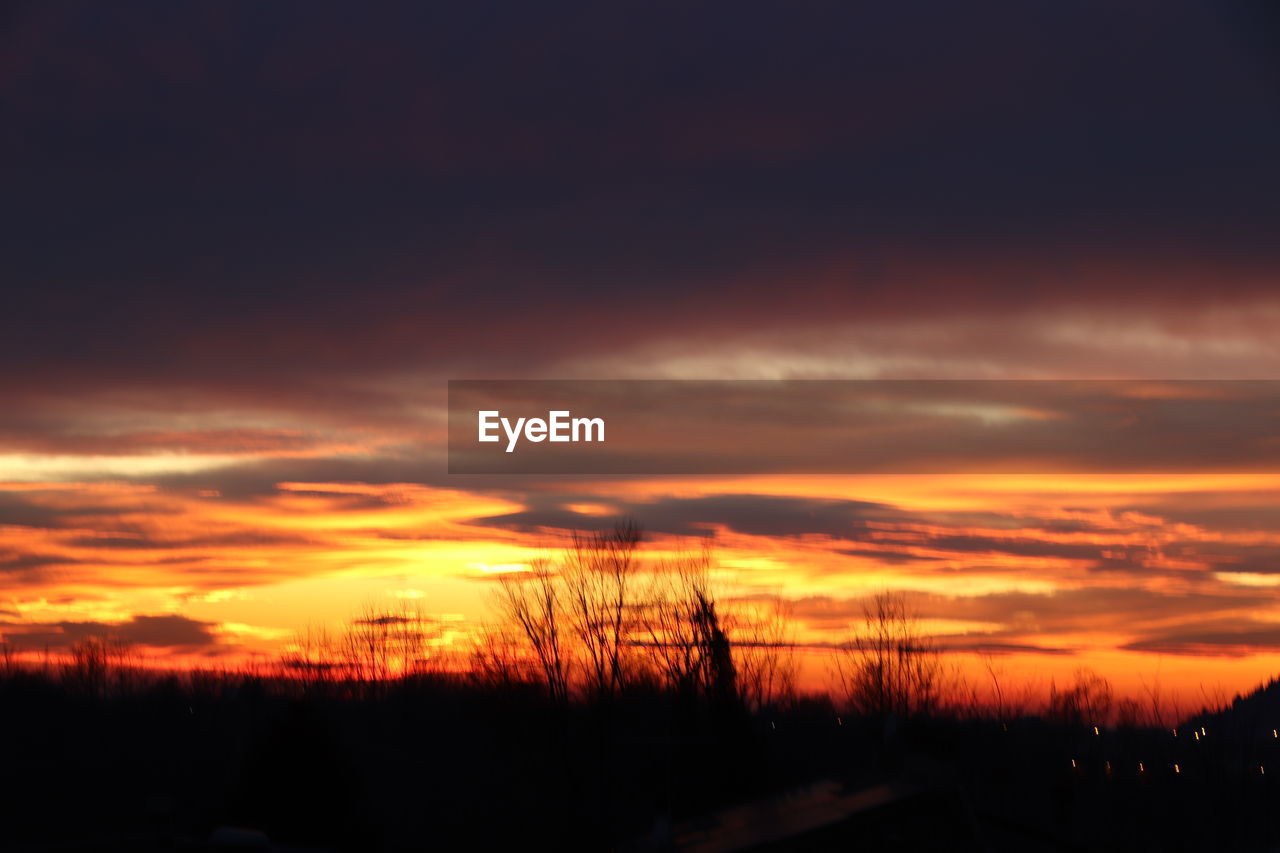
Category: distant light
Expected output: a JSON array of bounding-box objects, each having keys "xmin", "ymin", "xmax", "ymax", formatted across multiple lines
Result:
[
  {"xmin": 1201, "ymin": 727, "xmax": 1207, "ymax": 736},
  {"xmin": 1262, "ymin": 765, "xmax": 1267, "ymax": 775},
  {"xmin": 1194, "ymin": 732, "xmax": 1200, "ymax": 741},
  {"xmin": 1173, "ymin": 728, "xmax": 1178, "ymax": 737},
  {"xmin": 1138, "ymin": 762, "xmax": 1145, "ymax": 772},
  {"xmin": 1174, "ymin": 764, "xmax": 1181, "ymax": 774},
  {"xmin": 1071, "ymin": 759, "xmax": 1077, "ymax": 768},
  {"xmin": 1093, "ymin": 726, "xmax": 1100, "ymax": 736}
]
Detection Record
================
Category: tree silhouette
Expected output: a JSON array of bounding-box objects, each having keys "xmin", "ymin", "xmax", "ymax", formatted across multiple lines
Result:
[{"xmin": 833, "ymin": 591, "xmax": 942, "ymax": 718}]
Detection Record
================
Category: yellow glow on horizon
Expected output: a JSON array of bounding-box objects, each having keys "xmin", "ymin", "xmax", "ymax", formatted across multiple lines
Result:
[{"xmin": 3, "ymin": 471, "xmax": 1280, "ymax": 715}]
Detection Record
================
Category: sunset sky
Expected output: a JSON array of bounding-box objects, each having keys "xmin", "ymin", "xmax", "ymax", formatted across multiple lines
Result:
[{"xmin": 5, "ymin": 1, "xmax": 1280, "ymax": 710}]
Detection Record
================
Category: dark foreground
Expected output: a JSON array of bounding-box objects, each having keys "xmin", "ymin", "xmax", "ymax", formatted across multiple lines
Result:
[{"xmin": 2, "ymin": 669, "xmax": 1279, "ymax": 852}]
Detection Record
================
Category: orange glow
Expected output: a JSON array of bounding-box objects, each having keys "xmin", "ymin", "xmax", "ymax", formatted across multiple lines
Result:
[{"xmin": 1, "ymin": 466, "xmax": 1279, "ymax": 718}]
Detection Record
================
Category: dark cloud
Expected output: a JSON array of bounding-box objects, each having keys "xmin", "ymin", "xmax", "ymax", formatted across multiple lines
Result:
[
  {"xmin": 1191, "ymin": 544, "xmax": 1280, "ymax": 575},
  {"xmin": 1127, "ymin": 498, "xmax": 1280, "ymax": 534},
  {"xmin": 352, "ymin": 614, "xmax": 418, "ymax": 627},
  {"xmin": 468, "ymin": 488, "xmax": 1157, "ymax": 566},
  {"xmin": 919, "ymin": 588, "xmax": 1265, "ymax": 633},
  {"xmin": 471, "ymin": 492, "xmax": 898, "ymax": 538},
  {"xmin": 2, "ymin": 1, "xmax": 1279, "ymax": 396},
  {"xmin": 0, "ymin": 428, "xmax": 328, "ymax": 457},
  {"xmin": 464, "ymin": 488, "xmax": 1280, "ymax": 584},
  {"xmin": 834, "ymin": 548, "xmax": 943, "ymax": 565},
  {"xmin": 883, "ymin": 533, "xmax": 1118, "ymax": 562},
  {"xmin": 100, "ymin": 614, "xmax": 219, "ymax": 648},
  {"xmin": 934, "ymin": 640, "xmax": 1074, "ymax": 656},
  {"xmin": 0, "ymin": 490, "xmax": 184, "ymax": 529},
  {"xmin": 1123, "ymin": 619, "xmax": 1280, "ymax": 657},
  {"xmin": 787, "ymin": 587, "xmax": 1267, "ymax": 643},
  {"xmin": 61, "ymin": 530, "xmax": 315, "ymax": 551},
  {"xmin": 3, "ymin": 613, "xmax": 220, "ymax": 650},
  {"xmin": 0, "ymin": 551, "xmax": 81, "ymax": 572}
]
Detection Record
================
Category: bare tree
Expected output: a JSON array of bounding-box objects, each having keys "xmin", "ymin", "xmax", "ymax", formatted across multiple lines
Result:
[
  {"xmin": 968, "ymin": 651, "xmax": 1034, "ymax": 721},
  {"xmin": 640, "ymin": 541, "xmax": 738, "ymax": 706},
  {"xmin": 1047, "ymin": 668, "xmax": 1113, "ymax": 727},
  {"xmin": 0, "ymin": 637, "xmax": 17, "ymax": 678},
  {"xmin": 64, "ymin": 635, "xmax": 135, "ymax": 698},
  {"xmin": 560, "ymin": 519, "xmax": 642, "ymax": 698},
  {"xmin": 491, "ymin": 559, "xmax": 570, "ymax": 704},
  {"xmin": 281, "ymin": 623, "xmax": 341, "ymax": 691},
  {"xmin": 1115, "ymin": 697, "xmax": 1146, "ymax": 729},
  {"xmin": 732, "ymin": 595, "xmax": 797, "ymax": 711},
  {"xmin": 832, "ymin": 592, "xmax": 942, "ymax": 718},
  {"xmin": 342, "ymin": 605, "xmax": 395, "ymax": 688},
  {"xmin": 340, "ymin": 601, "xmax": 442, "ymax": 692},
  {"xmin": 1140, "ymin": 668, "xmax": 1172, "ymax": 730},
  {"xmin": 470, "ymin": 623, "xmax": 530, "ymax": 689},
  {"xmin": 485, "ymin": 523, "xmax": 746, "ymax": 710}
]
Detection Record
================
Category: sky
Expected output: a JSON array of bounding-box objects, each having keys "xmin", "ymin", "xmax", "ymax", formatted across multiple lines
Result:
[{"xmin": 4, "ymin": 1, "xmax": 1280, "ymax": 709}]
